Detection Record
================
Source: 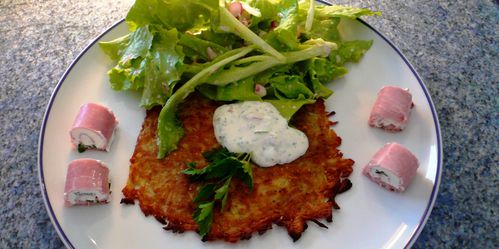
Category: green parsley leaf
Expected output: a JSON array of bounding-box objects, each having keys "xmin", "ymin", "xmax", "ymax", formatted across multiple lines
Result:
[
  {"xmin": 193, "ymin": 183, "xmax": 217, "ymax": 204},
  {"xmin": 193, "ymin": 201, "xmax": 214, "ymax": 237},
  {"xmin": 183, "ymin": 147, "xmax": 253, "ymax": 237},
  {"xmin": 235, "ymin": 154, "xmax": 254, "ymax": 190},
  {"xmin": 77, "ymin": 143, "xmax": 96, "ymax": 153},
  {"xmin": 214, "ymin": 177, "xmax": 231, "ymax": 210},
  {"xmin": 202, "ymin": 147, "xmax": 234, "ymax": 162}
]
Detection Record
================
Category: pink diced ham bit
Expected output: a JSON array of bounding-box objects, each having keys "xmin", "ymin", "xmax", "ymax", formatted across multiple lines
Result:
[
  {"xmin": 228, "ymin": 1, "xmax": 250, "ymax": 26},
  {"xmin": 64, "ymin": 158, "xmax": 110, "ymax": 206},
  {"xmin": 363, "ymin": 143, "xmax": 419, "ymax": 192},
  {"xmin": 229, "ymin": 1, "xmax": 243, "ymax": 18},
  {"xmin": 368, "ymin": 86, "xmax": 413, "ymax": 132},
  {"xmin": 254, "ymin": 84, "xmax": 267, "ymax": 97}
]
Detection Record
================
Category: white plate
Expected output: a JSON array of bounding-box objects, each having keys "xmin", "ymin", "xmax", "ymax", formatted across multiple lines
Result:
[{"xmin": 38, "ymin": 17, "xmax": 442, "ymax": 249}]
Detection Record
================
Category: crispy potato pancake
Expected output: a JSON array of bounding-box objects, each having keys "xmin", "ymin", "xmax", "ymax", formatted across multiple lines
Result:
[{"xmin": 122, "ymin": 93, "xmax": 354, "ymax": 242}]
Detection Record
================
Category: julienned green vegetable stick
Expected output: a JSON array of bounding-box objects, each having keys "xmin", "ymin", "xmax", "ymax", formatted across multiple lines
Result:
[
  {"xmin": 218, "ymin": 6, "xmax": 285, "ymax": 62},
  {"xmin": 157, "ymin": 46, "xmax": 255, "ymax": 158},
  {"xmin": 207, "ymin": 40, "xmax": 337, "ymax": 86},
  {"xmin": 305, "ymin": 0, "xmax": 315, "ymax": 32}
]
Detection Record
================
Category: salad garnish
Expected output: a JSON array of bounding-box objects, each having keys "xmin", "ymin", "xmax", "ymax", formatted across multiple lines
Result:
[{"xmin": 99, "ymin": 0, "xmax": 380, "ymax": 158}]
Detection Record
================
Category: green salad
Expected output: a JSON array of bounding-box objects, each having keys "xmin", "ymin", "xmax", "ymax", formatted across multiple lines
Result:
[{"xmin": 99, "ymin": 0, "xmax": 380, "ymax": 159}]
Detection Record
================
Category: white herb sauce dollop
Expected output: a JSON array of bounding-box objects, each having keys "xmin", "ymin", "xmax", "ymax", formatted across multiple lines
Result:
[{"xmin": 213, "ymin": 101, "xmax": 309, "ymax": 167}]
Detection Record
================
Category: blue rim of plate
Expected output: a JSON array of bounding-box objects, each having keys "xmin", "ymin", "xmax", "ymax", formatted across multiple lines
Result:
[
  {"xmin": 354, "ymin": 17, "xmax": 442, "ymax": 249},
  {"xmin": 38, "ymin": 11, "xmax": 442, "ymax": 249},
  {"xmin": 37, "ymin": 19, "xmax": 124, "ymax": 249},
  {"xmin": 357, "ymin": 19, "xmax": 442, "ymax": 249}
]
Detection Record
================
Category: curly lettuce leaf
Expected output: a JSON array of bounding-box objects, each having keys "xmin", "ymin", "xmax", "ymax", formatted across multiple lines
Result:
[
  {"xmin": 330, "ymin": 40, "xmax": 374, "ymax": 65},
  {"xmin": 99, "ymin": 26, "xmax": 154, "ymax": 91},
  {"xmin": 100, "ymin": 25, "xmax": 185, "ymax": 109},
  {"xmin": 307, "ymin": 17, "xmax": 341, "ymax": 42},
  {"xmin": 179, "ymin": 33, "xmax": 228, "ymax": 61},
  {"xmin": 303, "ymin": 3, "xmax": 380, "ymax": 43},
  {"xmin": 269, "ymin": 75, "xmax": 314, "ymax": 99},
  {"xmin": 98, "ymin": 33, "xmax": 132, "ymax": 61},
  {"xmin": 264, "ymin": 0, "xmax": 301, "ymax": 50},
  {"xmin": 141, "ymin": 28, "xmax": 185, "ymax": 108},
  {"xmin": 126, "ymin": 0, "xmax": 218, "ymax": 32},
  {"xmin": 305, "ymin": 57, "xmax": 339, "ymax": 98},
  {"xmin": 197, "ymin": 77, "xmax": 261, "ymax": 101},
  {"xmin": 264, "ymin": 99, "xmax": 315, "ymax": 121},
  {"xmin": 244, "ymin": 0, "xmax": 279, "ymax": 27},
  {"xmin": 314, "ymin": 5, "xmax": 381, "ymax": 19}
]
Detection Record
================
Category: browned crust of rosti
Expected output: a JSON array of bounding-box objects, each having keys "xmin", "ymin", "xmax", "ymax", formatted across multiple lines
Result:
[{"xmin": 122, "ymin": 93, "xmax": 354, "ymax": 242}]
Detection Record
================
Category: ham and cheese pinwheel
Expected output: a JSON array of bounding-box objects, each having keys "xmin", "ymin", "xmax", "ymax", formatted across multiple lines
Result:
[
  {"xmin": 363, "ymin": 143, "xmax": 419, "ymax": 192},
  {"xmin": 64, "ymin": 158, "xmax": 110, "ymax": 206},
  {"xmin": 70, "ymin": 103, "xmax": 118, "ymax": 152},
  {"xmin": 368, "ymin": 86, "xmax": 413, "ymax": 132}
]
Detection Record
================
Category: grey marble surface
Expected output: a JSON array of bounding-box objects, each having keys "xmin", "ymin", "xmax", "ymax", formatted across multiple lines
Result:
[{"xmin": 0, "ymin": 0, "xmax": 497, "ymax": 248}]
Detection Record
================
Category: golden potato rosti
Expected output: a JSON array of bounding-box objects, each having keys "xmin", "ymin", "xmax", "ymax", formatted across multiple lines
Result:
[{"xmin": 122, "ymin": 93, "xmax": 354, "ymax": 242}]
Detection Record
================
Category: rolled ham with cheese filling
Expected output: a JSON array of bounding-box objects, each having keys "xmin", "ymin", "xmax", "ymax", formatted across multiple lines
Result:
[
  {"xmin": 363, "ymin": 143, "xmax": 419, "ymax": 192},
  {"xmin": 368, "ymin": 86, "xmax": 413, "ymax": 132},
  {"xmin": 70, "ymin": 103, "xmax": 118, "ymax": 152},
  {"xmin": 64, "ymin": 158, "xmax": 110, "ymax": 206}
]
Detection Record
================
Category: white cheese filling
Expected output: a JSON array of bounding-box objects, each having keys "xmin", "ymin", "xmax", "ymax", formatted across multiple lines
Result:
[
  {"xmin": 368, "ymin": 166, "xmax": 401, "ymax": 188},
  {"xmin": 71, "ymin": 127, "xmax": 115, "ymax": 151},
  {"xmin": 372, "ymin": 118, "xmax": 405, "ymax": 129},
  {"xmin": 213, "ymin": 101, "xmax": 308, "ymax": 167},
  {"xmin": 66, "ymin": 189, "xmax": 109, "ymax": 205}
]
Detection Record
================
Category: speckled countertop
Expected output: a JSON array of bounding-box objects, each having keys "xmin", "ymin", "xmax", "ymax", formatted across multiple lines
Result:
[{"xmin": 0, "ymin": 0, "xmax": 497, "ymax": 248}]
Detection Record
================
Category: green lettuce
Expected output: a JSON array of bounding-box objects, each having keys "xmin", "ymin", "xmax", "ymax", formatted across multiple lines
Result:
[
  {"xmin": 216, "ymin": 4, "xmax": 285, "ymax": 61},
  {"xmin": 307, "ymin": 17, "xmax": 341, "ymax": 42},
  {"xmin": 245, "ymin": 0, "xmax": 279, "ymax": 27},
  {"xmin": 100, "ymin": 25, "xmax": 184, "ymax": 108},
  {"xmin": 126, "ymin": 0, "xmax": 218, "ymax": 32},
  {"xmin": 141, "ymin": 28, "xmax": 184, "ymax": 108},
  {"xmin": 157, "ymin": 46, "xmax": 255, "ymax": 158},
  {"xmin": 270, "ymin": 75, "xmax": 314, "ymax": 99},
  {"xmin": 264, "ymin": 99, "xmax": 315, "ymax": 121},
  {"xmin": 99, "ymin": 0, "xmax": 380, "ymax": 158},
  {"xmin": 197, "ymin": 77, "xmax": 261, "ymax": 101},
  {"xmin": 179, "ymin": 33, "xmax": 228, "ymax": 61},
  {"xmin": 99, "ymin": 25, "xmax": 154, "ymax": 91},
  {"xmin": 206, "ymin": 39, "xmax": 336, "ymax": 86},
  {"xmin": 263, "ymin": 0, "xmax": 301, "ymax": 50},
  {"xmin": 305, "ymin": 57, "xmax": 339, "ymax": 98},
  {"xmin": 314, "ymin": 5, "xmax": 381, "ymax": 19},
  {"xmin": 331, "ymin": 40, "xmax": 374, "ymax": 64}
]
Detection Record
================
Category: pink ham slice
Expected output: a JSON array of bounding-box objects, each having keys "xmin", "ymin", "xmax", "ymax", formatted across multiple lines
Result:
[
  {"xmin": 64, "ymin": 158, "xmax": 110, "ymax": 206},
  {"xmin": 368, "ymin": 86, "xmax": 413, "ymax": 132},
  {"xmin": 70, "ymin": 103, "xmax": 118, "ymax": 152},
  {"xmin": 363, "ymin": 143, "xmax": 419, "ymax": 192}
]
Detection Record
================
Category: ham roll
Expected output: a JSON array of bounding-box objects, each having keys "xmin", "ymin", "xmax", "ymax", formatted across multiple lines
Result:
[
  {"xmin": 64, "ymin": 158, "xmax": 110, "ymax": 206},
  {"xmin": 368, "ymin": 86, "xmax": 413, "ymax": 132},
  {"xmin": 363, "ymin": 143, "xmax": 419, "ymax": 192},
  {"xmin": 70, "ymin": 103, "xmax": 118, "ymax": 152}
]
